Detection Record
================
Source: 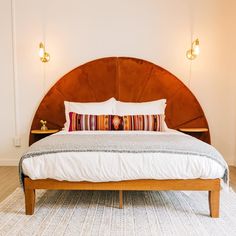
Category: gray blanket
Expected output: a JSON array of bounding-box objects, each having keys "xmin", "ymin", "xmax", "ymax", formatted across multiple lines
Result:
[{"xmin": 19, "ymin": 133, "xmax": 228, "ymax": 185}]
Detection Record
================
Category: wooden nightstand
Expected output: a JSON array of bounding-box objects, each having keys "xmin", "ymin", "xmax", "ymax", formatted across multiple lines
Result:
[
  {"xmin": 178, "ymin": 128, "xmax": 208, "ymax": 133},
  {"xmin": 30, "ymin": 129, "xmax": 59, "ymax": 144},
  {"xmin": 178, "ymin": 128, "xmax": 210, "ymax": 144}
]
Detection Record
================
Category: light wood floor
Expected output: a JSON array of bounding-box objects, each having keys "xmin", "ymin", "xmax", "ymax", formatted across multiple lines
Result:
[
  {"xmin": 0, "ymin": 167, "xmax": 20, "ymax": 202},
  {"xmin": 0, "ymin": 166, "xmax": 236, "ymax": 203}
]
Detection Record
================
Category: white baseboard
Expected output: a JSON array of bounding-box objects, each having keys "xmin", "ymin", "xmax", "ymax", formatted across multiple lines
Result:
[{"xmin": 0, "ymin": 158, "xmax": 19, "ymax": 166}]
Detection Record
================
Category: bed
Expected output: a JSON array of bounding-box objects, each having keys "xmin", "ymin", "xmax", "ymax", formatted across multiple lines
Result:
[{"xmin": 20, "ymin": 57, "xmax": 228, "ymax": 217}]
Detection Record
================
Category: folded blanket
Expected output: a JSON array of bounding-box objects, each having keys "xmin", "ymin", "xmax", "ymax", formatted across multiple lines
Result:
[{"xmin": 19, "ymin": 132, "xmax": 228, "ymax": 186}]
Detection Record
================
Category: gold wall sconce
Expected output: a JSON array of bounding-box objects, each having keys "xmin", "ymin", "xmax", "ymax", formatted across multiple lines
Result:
[
  {"xmin": 186, "ymin": 39, "xmax": 200, "ymax": 60},
  {"xmin": 39, "ymin": 42, "xmax": 50, "ymax": 63}
]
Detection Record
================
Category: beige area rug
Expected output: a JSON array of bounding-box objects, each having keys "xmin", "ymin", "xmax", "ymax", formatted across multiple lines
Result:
[{"xmin": 0, "ymin": 188, "xmax": 236, "ymax": 236}]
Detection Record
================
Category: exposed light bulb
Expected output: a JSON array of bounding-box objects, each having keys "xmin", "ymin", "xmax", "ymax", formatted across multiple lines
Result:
[
  {"xmin": 39, "ymin": 43, "xmax": 45, "ymax": 58},
  {"xmin": 186, "ymin": 39, "xmax": 200, "ymax": 60},
  {"xmin": 38, "ymin": 42, "xmax": 50, "ymax": 63},
  {"xmin": 192, "ymin": 39, "xmax": 200, "ymax": 56}
]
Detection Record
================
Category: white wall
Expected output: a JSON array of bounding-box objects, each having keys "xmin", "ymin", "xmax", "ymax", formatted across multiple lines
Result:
[
  {"xmin": 0, "ymin": 0, "xmax": 235, "ymax": 165},
  {"xmin": 190, "ymin": 0, "xmax": 236, "ymax": 165},
  {"xmin": 0, "ymin": 0, "xmax": 20, "ymax": 165},
  {"xmin": 224, "ymin": 0, "xmax": 236, "ymax": 166}
]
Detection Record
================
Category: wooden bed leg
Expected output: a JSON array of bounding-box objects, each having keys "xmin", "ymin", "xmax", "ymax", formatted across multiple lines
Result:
[
  {"xmin": 25, "ymin": 189, "xmax": 35, "ymax": 215},
  {"xmin": 209, "ymin": 190, "xmax": 220, "ymax": 218},
  {"xmin": 119, "ymin": 190, "xmax": 123, "ymax": 209}
]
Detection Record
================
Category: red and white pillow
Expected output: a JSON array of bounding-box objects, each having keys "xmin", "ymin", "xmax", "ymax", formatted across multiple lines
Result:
[{"xmin": 69, "ymin": 113, "xmax": 165, "ymax": 132}]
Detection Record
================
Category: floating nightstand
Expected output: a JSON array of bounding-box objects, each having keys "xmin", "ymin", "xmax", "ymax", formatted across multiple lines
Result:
[
  {"xmin": 30, "ymin": 129, "xmax": 59, "ymax": 145},
  {"xmin": 178, "ymin": 127, "xmax": 210, "ymax": 144},
  {"xmin": 31, "ymin": 129, "xmax": 59, "ymax": 134},
  {"xmin": 178, "ymin": 128, "xmax": 208, "ymax": 133}
]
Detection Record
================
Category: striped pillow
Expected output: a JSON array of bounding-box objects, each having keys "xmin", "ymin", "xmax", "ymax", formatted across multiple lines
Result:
[{"xmin": 69, "ymin": 112, "xmax": 165, "ymax": 132}]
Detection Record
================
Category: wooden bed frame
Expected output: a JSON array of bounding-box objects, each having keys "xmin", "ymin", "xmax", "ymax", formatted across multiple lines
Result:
[
  {"xmin": 25, "ymin": 57, "xmax": 221, "ymax": 217},
  {"xmin": 24, "ymin": 178, "xmax": 220, "ymax": 217}
]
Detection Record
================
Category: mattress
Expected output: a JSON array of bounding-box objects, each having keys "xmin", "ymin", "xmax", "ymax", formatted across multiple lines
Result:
[{"xmin": 22, "ymin": 130, "xmax": 225, "ymax": 182}]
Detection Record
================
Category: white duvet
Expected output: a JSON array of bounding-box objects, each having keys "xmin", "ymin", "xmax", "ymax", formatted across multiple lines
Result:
[{"xmin": 22, "ymin": 130, "xmax": 225, "ymax": 182}]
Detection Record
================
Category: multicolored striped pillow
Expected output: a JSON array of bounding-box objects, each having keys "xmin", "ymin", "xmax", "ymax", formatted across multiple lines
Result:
[{"xmin": 69, "ymin": 112, "xmax": 165, "ymax": 132}]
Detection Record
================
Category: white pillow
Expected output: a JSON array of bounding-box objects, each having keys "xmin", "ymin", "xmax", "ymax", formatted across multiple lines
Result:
[
  {"xmin": 114, "ymin": 99, "xmax": 167, "ymax": 115},
  {"xmin": 64, "ymin": 97, "xmax": 116, "ymax": 130}
]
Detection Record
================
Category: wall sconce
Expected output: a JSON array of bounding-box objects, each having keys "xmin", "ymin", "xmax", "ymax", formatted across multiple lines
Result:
[
  {"xmin": 39, "ymin": 42, "xmax": 50, "ymax": 63},
  {"xmin": 186, "ymin": 39, "xmax": 200, "ymax": 60}
]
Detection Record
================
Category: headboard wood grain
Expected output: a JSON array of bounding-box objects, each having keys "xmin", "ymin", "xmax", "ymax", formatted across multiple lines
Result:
[{"xmin": 29, "ymin": 57, "xmax": 210, "ymax": 145}]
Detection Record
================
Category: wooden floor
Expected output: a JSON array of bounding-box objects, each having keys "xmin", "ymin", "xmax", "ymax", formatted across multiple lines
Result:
[
  {"xmin": 0, "ymin": 167, "xmax": 20, "ymax": 202},
  {"xmin": 0, "ymin": 166, "xmax": 236, "ymax": 203}
]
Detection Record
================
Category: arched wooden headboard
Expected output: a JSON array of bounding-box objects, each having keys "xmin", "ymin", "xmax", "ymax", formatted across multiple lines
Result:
[{"xmin": 29, "ymin": 57, "xmax": 210, "ymax": 144}]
